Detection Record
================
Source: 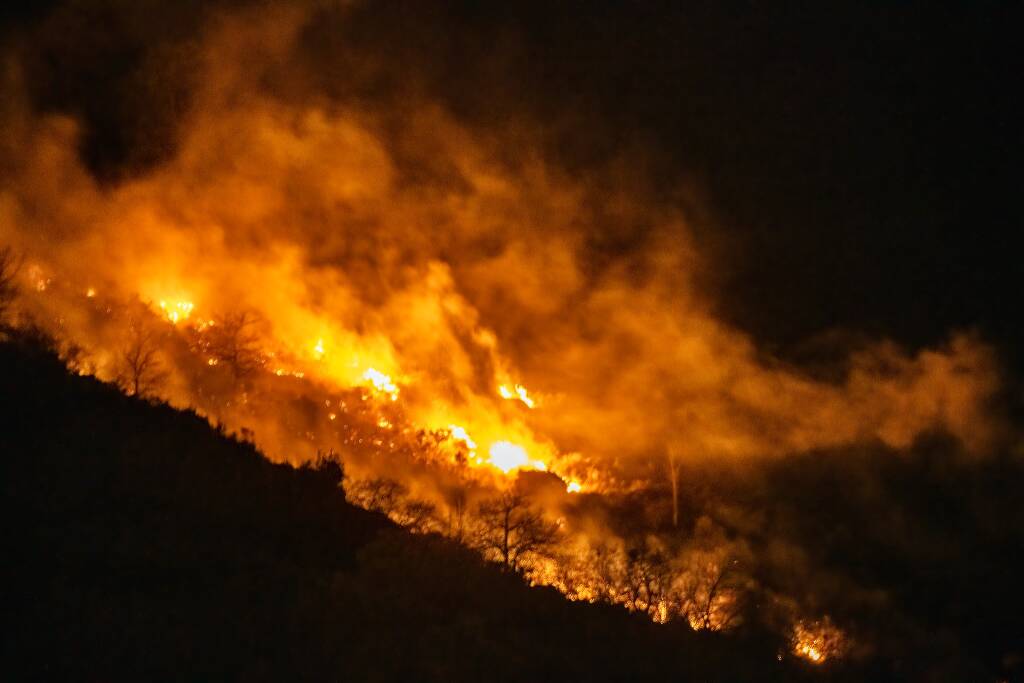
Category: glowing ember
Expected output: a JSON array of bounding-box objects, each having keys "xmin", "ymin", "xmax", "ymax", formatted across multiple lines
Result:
[
  {"xmin": 487, "ymin": 441, "xmax": 546, "ymax": 473},
  {"xmin": 362, "ymin": 368, "xmax": 399, "ymax": 400},
  {"xmin": 498, "ymin": 383, "xmax": 536, "ymax": 408},
  {"xmin": 85, "ymin": 287, "xmax": 96, "ymax": 298}
]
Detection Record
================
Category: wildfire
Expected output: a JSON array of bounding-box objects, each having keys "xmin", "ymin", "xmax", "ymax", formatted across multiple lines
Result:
[
  {"xmin": 486, "ymin": 440, "xmax": 547, "ymax": 473},
  {"xmin": 498, "ymin": 383, "xmax": 535, "ymax": 408},
  {"xmin": 792, "ymin": 617, "xmax": 847, "ymax": 664},
  {"xmin": 313, "ymin": 338, "xmax": 325, "ymax": 357},
  {"xmin": 362, "ymin": 368, "xmax": 399, "ymax": 400},
  {"xmin": 158, "ymin": 300, "xmax": 195, "ymax": 324},
  {"xmin": 565, "ymin": 479, "xmax": 582, "ymax": 493}
]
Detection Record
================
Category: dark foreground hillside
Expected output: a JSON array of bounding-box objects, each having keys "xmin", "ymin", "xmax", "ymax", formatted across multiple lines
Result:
[{"xmin": 1, "ymin": 336, "xmax": 823, "ymax": 682}]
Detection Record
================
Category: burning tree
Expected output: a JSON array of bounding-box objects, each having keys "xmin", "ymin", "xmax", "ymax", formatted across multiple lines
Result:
[
  {"xmin": 204, "ymin": 310, "xmax": 263, "ymax": 382},
  {"xmin": 621, "ymin": 539, "xmax": 674, "ymax": 620},
  {"xmin": 470, "ymin": 488, "xmax": 560, "ymax": 574},
  {"xmin": 117, "ymin": 324, "xmax": 169, "ymax": 398}
]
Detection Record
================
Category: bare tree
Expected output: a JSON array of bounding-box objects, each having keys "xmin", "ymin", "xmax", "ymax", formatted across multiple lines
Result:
[
  {"xmin": 621, "ymin": 540, "xmax": 673, "ymax": 619},
  {"xmin": 205, "ymin": 310, "xmax": 262, "ymax": 382},
  {"xmin": 673, "ymin": 549, "xmax": 745, "ymax": 631},
  {"xmin": 117, "ymin": 324, "xmax": 168, "ymax": 398},
  {"xmin": 471, "ymin": 489, "xmax": 560, "ymax": 573},
  {"xmin": 0, "ymin": 246, "xmax": 22, "ymax": 328},
  {"xmin": 444, "ymin": 484, "xmax": 469, "ymax": 542}
]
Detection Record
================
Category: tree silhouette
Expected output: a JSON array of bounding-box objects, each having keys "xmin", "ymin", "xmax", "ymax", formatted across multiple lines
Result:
[
  {"xmin": 117, "ymin": 323, "xmax": 168, "ymax": 397},
  {"xmin": 205, "ymin": 310, "xmax": 262, "ymax": 382},
  {"xmin": 622, "ymin": 540, "xmax": 673, "ymax": 619},
  {"xmin": 443, "ymin": 483, "xmax": 469, "ymax": 541},
  {"xmin": 674, "ymin": 549, "xmax": 745, "ymax": 631},
  {"xmin": 471, "ymin": 488, "xmax": 560, "ymax": 573}
]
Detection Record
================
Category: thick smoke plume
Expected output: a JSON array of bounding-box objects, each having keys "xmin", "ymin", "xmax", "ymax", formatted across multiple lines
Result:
[{"xmin": 1, "ymin": 5, "xmax": 1000, "ymax": 476}]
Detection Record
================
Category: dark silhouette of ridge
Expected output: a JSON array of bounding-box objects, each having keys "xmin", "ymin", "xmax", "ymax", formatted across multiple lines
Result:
[{"xmin": 1, "ymin": 334, "xmax": 817, "ymax": 682}]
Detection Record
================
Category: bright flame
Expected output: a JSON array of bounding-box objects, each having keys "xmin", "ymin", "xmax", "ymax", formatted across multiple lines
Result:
[
  {"xmin": 449, "ymin": 424, "xmax": 478, "ymax": 451},
  {"xmin": 313, "ymin": 338, "xmax": 325, "ymax": 356},
  {"xmin": 362, "ymin": 368, "xmax": 399, "ymax": 400},
  {"xmin": 565, "ymin": 479, "xmax": 582, "ymax": 493},
  {"xmin": 158, "ymin": 300, "xmax": 194, "ymax": 324},
  {"xmin": 85, "ymin": 287, "xmax": 96, "ymax": 298},
  {"xmin": 498, "ymin": 383, "xmax": 536, "ymax": 408},
  {"xmin": 487, "ymin": 441, "xmax": 547, "ymax": 473}
]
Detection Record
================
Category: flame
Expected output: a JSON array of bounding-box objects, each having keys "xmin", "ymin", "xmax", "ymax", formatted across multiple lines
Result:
[
  {"xmin": 85, "ymin": 287, "xmax": 96, "ymax": 298},
  {"xmin": 449, "ymin": 424, "xmax": 478, "ymax": 451},
  {"xmin": 158, "ymin": 300, "xmax": 195, "ymax": 324},
  {"xmin": 565, "ymin": 479, "xmax": 582, "ymax": 493},
  {"xmin": 313, "ymin": 338, "xmax": 325, "ymax": 356},
  {"xmin": 498, "ymin": 383, "xmax": 535, "ymax": 409},
  {"xmin": 486, "ymin": 440, "xmax": 547, "ymax": 473},
  {"xmin": 362, "ymin": 368, "xmax": 399, "ymax": 400}
]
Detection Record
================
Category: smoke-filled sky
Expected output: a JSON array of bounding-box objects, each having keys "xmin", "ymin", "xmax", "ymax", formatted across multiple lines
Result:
[{"xmin": 1, "ymin": 1, "xmax": 1020, "ymax": 484}]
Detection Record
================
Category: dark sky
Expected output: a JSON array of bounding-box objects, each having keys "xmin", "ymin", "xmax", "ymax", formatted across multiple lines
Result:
[{"xmin": 4, "ymin": 0, "xmax": 1021, "ymax": 371}]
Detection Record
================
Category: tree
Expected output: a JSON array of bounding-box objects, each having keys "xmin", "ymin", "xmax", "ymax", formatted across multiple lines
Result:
[
  {"xmin": 205, "ymin": 310, "xmax": 262, "ymax": 382},
  {"xmin": 673, "ymin": 548, "xmax": 746, "ymax": 631},
  {"xmin": 621, "ymin": 539, "xmax": 673, "ymax": 619},
  {"xmin": 471, "ymin": 488, "xmax": 560, "ymax": 574},
  {"xmin": 443, "ymin": 483, "xmax": 469, "ymax": 541},
  {"xmin": 0, "ymin": 246, "xmax": 21, "ymax": 328},
  {"xmin": 117, "ymin": 324, "xmax": 168, "ymax": 398}
]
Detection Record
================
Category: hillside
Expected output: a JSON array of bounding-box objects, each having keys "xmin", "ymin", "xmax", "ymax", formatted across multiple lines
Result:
[{"xmin": 1, "ymin": 335, "xmax": 824, "ymax": 682}]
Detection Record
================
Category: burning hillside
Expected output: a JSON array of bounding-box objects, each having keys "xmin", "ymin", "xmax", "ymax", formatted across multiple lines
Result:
[{"xmin": 1, "ymin": 1, "xmax": 1021, "ymax": 678}]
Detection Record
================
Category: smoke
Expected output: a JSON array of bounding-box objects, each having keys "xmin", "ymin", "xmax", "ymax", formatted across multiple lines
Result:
[{"xmin": 0, "ymin": 2, "xmax": 1005, "ymax": 487}]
